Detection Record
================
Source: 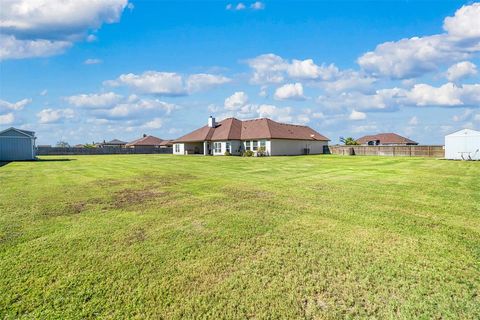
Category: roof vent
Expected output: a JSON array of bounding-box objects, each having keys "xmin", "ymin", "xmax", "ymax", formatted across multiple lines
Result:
[{"xmin": 143, "ymin": 134, "xmax": 147, "ymax": 138}]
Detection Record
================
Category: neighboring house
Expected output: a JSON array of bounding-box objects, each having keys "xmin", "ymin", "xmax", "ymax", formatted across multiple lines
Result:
[
  {"xmin": 126, "ymin": 134, "xmax": 165, "ymax": 148},
  {"xmin": 102, "ymin": 139, "xmax": 127, "ymax": 148},
  {"xmin": 445, "ymin": 128, "xmax": 480, "ymax": 160},
  {"xmin": 159, "ymin": 140, "xmax": 173, "ymax": 148},
  {"xmin": 173, "ymin": 116, "xmax": 329, "ymax": 156},
  {"xmin": 0, "ymin": 127, "xmax": 36, "ymax": 161},
  {"xmin": 356, "ymin": 133, "xmax": 418, "ymax": 146}
]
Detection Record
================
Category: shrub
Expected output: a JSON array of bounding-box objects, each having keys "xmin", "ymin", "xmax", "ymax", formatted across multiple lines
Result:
[
  {"xmin": 257, "ymin": 146, "xmax": 267, "ymax": 157},
  {"xmin": 224, "ymin": 151, "xmax": 231, "ymax": 156},
  {"xmin": 242, "ymin": 150, "xmax": 254, "ymax": 157}
]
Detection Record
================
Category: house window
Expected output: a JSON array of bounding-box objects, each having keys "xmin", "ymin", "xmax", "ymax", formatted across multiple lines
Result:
[
  {"xmin": 252, "ymin": 140, "xmax": 258, "ymax": 151},
  {"xmin": 245, "ymin": 141, "xmax": 251, "ymax": 151},
  {"xmin": 214, "ymin": 142, "xmax": 221, "ymax": 153},
  {"xmin": 260, "ymin": 140, "xmax": 266, "ymax": 148},
  {"xmin": 175, "ymin": 144, "xmax": 180, "ymax": 153},
  {"xmin": 226, "ymin": 142, "xmax": 231, "ymax": 153}
]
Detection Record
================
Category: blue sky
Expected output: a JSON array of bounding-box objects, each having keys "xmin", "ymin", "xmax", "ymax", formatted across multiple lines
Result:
[{"xmin": 1, "ymin": 0, "xmax": 479, "ymax": 145}]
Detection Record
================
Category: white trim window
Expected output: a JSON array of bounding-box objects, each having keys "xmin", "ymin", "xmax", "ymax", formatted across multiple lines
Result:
[
  {"xmin": 225, "ymin": 142, "xmax": 231, "ymax": 153},
  {"xmin": 214, "ymin": 142, "xmax": 221, "ymax": 153},
  {"xmin": 252, "ymin": 140, "xmax": 258, "ymax": 151},
  {"xmin": 245, "ymin": 141, "xmax": 251, "ymax": 151},
  {"xmin": 260, "ymin": 140, "xmax": 266, "ymax": 149},
  {"xmin": 175, "ymin": 144, "xmax": 180, "ymax": 153}
]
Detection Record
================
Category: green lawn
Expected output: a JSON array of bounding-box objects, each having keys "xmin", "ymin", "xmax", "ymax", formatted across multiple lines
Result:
[{"xmin": 1, "ymin": 155, "xmax": 479, "ymax": 319}]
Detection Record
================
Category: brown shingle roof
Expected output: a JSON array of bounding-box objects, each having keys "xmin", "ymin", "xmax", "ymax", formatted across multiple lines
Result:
[
  {"xmin": 159, "ymin": 140, "xmax": 173, "ymax": 147},
  {"xmin": 126, "ymin": 135, "xmax": 164, "ymax": 147},
  {"xmin": 174, "ymin": 118, "xmax": 329, "ymax": 142},
  {"xmin": 356, "ymin": 133, "xmax": 418, "ymax": 145}
]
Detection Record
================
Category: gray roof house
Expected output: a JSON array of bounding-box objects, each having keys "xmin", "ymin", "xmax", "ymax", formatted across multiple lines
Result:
[{"xmin": 0, "ymin": 127, "xmax": 37, "ymax": 161}]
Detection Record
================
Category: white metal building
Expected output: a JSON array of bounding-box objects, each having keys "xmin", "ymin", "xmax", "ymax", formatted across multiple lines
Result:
[
  {"xmin": 445, "ymin": 129, "xmax": 480, "ymax": 160},
  {"xmin": 0, "ymin": 127, "xmax": 37, "ymax": 161}
]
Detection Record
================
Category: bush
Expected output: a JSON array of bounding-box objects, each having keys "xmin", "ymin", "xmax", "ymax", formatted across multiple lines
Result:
[
  {"xmin": 242, "ymin": 150, "xmax": 254, "ymax": 157},
  {"xmin": 257, "ymin": 146, "xmax": 267, "ymax": 157},
  {"xmin": 224, "ymin": 151, "xmax": 231, "ymax": 156}
]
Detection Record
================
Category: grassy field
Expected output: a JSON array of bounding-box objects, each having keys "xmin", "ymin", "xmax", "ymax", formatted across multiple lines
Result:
[{"xmin": 0, "ymin": 155, "xmax": 479, "ymax": 319}]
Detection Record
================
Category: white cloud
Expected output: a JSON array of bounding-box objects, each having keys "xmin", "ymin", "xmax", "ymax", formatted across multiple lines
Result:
[
  {"xmin": 106, "ymin": 71, "xmax": 229, "ymax": 96},
  {"xmin": 443, "ymin": 3, "xmax": 480, "ymax": 39},
  {"xmin": 224, "ymin": 91, "xmax": 249, "ymax": 110},
  {"xmin": 358, "ymin": 3, "xmax": 480, "ymax": 79},
  {"xmin": 226, "ymin": 4, "xmax": 233, "ymax": 10},
  {"xmin": 247, "ymin": 54, "xmax": 288, "ymax": 84},
  {"xmin": 84, "ymin": 58, "xmax": 102, "ymax": 65},
  {"xmin": 0, "ymin": 98, "xmax": 31, "ymax": 112},
  {"xmin": 0, "ymin": 35, "xmax": 71, "ymax": 60},
  {"xmin": 247, "ymin": 53, "xmax": 342, "ymax": 84},
  {"xmin": 40, "ymin": 89, "xmax": 48, "ymax": 96},
  {"xmin": 186, "ymin": 73, "xmax": 231, "ymax": 92},
  {"xmin": 287, "ymin": 59, "xmax": 339, "ymax": 80},
  {"xmin": 251, "ymin": 2, "xmax": 265, "ymax": 10},
  {"xmin": 236, "ymin": 3, "xmax": 246, "ymax": 10},
  {"xmin": 66, "ymin": 92, "xmax": 122, "ymax": 108},
  {"xmin": 0, "ymin": 0, "xmax": 130, "ymax": 60},
  {"xmin": 274, "ymin": 83, "xmax": 305, "ymax": 100},
  {"xmin": 256, "ymin": 104, "xmax": 293, "ymax": 122},
  {"xmin": 100, "ymin": 97, "xmax": 178, "ymax": 119},
  {"xmin": 446, "ymin": 61, "xmax": 478, "ymax": 81},
  {"xmin": 321, "ymin": 71, "xmax": 376, "ymax": 93},
  {"xmin": 349, "ymin": 110, "xmax": 367, "ymax": 120},
  {"xmin": 0, "ymin": 113, "xmax": 14, "ymax": 125},
  {"xmin": 406, "ymin": 83, "xmax": 480, "ymax": 107},
  {"xmin": 143, "ymin": 118, "xmax": 163, "ymax": 129},
  {"xmin": 107, "ymin": 71, "xmax": 185, "ymax": 96},
  {"xmin": 318, "ymin": 82, "xmax": 480, "ymax": 112},
  {"xmin": 37, "ymin": 108, "xmax": 75, "ymax": 124}
]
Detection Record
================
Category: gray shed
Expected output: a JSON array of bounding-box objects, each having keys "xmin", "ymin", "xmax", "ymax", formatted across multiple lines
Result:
[{"xmin": 0, "ymin": 127, "xmax": 37, "ymax": 161}]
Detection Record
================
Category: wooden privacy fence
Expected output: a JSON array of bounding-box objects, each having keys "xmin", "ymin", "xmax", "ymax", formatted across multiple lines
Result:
[
  {"xmin": 328, "ymin": 145, "xmax": 444, "ymax": 158},
  {"xmin": 36, "ymin": 147, "xmax": 173, "ymax": 156}
]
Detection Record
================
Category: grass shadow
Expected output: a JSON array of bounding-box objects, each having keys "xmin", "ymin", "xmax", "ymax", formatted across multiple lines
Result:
[{"xmin": 0, "ymin": 161, "xmax": 11, "ymax": 167}]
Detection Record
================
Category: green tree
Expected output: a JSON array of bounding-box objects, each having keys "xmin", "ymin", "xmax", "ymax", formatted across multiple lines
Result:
[{"xmin": 340, "ymin": 137, "xmax": 359, "ymax": 145}]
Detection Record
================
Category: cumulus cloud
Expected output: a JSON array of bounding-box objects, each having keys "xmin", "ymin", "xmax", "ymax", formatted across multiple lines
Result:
[
  {"xmin": 97, "ymin": 97, "xmax": 178, "ymax": 119},
  {"xmin": 0, "ymin": 0, "xmax": 130, "ymax": 60},
  {"xmin": 247, "ymin": 53, "xmax": 341, "ymax": 84},
  {"xmin": 251, "ymin": 2, "xmax": 265, "ymax": 10},
  {"xmin": 446, "ymin": 61, "xmax": 478, "ymax": 81},
  {"xmin": 37, "ymin": 108, "xmax": 75, "ymax": 124},
  {"xmin": 349, "ymin": 110, "xmax": 367, "ymax": 120},
  {"xmin": 106, "ymin": 71, "xmax": 230, "ymax": 96},
  {"xmin": 186, "ymin": 73, "xmax": 231, "ymax": 92},
  {"xmin": 318, "ymin": 82, "xmax": 480, "ymax": 112},
  {"xmin": 406, "ymin": 83, "xmax": 480, "ymax": 107},
  {"xmin": 143, "ymin": 118, "xmax": 163, "ymax": 129},
  {"xmin": 358, "ymin": 3, "xmax": 480, "ymax": 79},
  {"xmin": 224, "ymin": 91, "xmax": 249, "ymax": 110},
  {"xmin": 66, "ymin": 92, "xmax": 122, "ymax": 108},
  {"xmin": 0, "ymin": 113, "xmax": 15, "ymax": 125},
  {"xmin": 236, "ymin": 3, "xmax": 246, "ymax": 10},
  {"xmin": 443, "ymin": 3, "xmax": 480, "ymax": 39},
  {"xmin": 274, "ymin": 83, "xmax": 305, "ymax": 100},
  {"xmin": 0, "ymin": 98, "xmax": 31, "ymax": 112}
]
